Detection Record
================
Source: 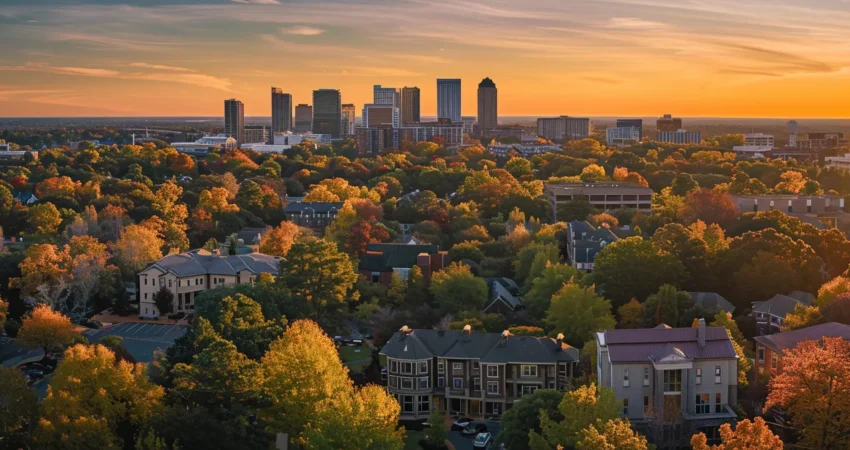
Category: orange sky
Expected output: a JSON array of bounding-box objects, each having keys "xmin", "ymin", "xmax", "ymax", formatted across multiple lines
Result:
[{"xmin": 2, "ymin": 0, "xmax": 850, "ymax": 118}]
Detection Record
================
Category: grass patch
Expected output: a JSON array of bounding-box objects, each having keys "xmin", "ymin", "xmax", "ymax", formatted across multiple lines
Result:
[
  {"xmin": 338, "ymin": 345, "xmax": 370, "ymax": 373},
  {"xmin": 404, "ymin": 430, "xmax": 425, "ymax": 450}
]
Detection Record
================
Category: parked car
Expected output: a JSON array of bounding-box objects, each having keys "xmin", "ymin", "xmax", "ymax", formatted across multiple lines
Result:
[
  {"xmin": 461, "ymin": 422, "xmax": 488, "ymax": 436},
  {"xmin": 473, "ymin": 432, "xmax": 492, "ymax": 448},
  {"xmin": 451, "ymin": 417, "xmax": 474, "ymax": 430},
  {"xmin": 19, "ymin": 362, "xmax": 53, "ymax": 374}
]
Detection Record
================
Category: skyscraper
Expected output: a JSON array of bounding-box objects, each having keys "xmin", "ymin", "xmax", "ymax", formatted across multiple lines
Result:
[
  {"xmin": 341, "ymin": 103, "xmax": 356, "ymax": 136},
  {"xmin": 313, "ymin": 89, "xmax": 342, "ymax": 138},
  {"xmin": 437, "ymin": 78, "xmax": 461, "ymax": 122},
  {"xmin": 294, "ymin": 104, "xmax": 313, "ymax": 132},
  {"xmin": 477, "ymin": 77, "xmax": 497, "ymax": 134},
  {"xmin": 271, "ymin": 88, "xmax": 292, "ymax": 133},
  {"xmin": 224, "ymin": 98, "xmax": 244, "ymax": 147},
  {"xmin": 373, "ymin": 85, "xmax": 400, "ymax": 107},
  {"xmin": 401, "ymin": 86, "xmax": 420, "ymax": 125}
]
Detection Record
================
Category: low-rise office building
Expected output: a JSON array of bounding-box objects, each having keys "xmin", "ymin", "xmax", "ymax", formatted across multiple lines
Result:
[
  {"xmin": 537, "ymin": 116, "xmax": 591, "ymax": 142},
  {"xmin": 606, "ymin": 126, "xmax": 642, "ymax": 147},
  {"xmin": 825, "ymin": 153, "xmax": 850, "ymax": 169},
  {"xmin": 380, "ymin": 327, "xmax": 579, "ymax": 420},
  {"xmin": 171, "ymin": 135, "xmax": 237, "ymax": 155},
  {"xmin": 730, "ymin": 194, "xmax": 844, "ymax": 214},
  {"xmin": 744, "ymin": 133, "xmax": 774, "ymax": 147},
  {"xmin": 544, "ymin": 183, "xmax": 653, "ymax": 219},
  {"xmin": 596, "ymin": 321, "xmax": 738, "ymax": 447},
  {"xmin": 487, "ymin": 144, "xmax": 561, "ymax": 157},
  {"xmin": 657, "ymin": 129, "xmax": 702, "ymax": 145}
]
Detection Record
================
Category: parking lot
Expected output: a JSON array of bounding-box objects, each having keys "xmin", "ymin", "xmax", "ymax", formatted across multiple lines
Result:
[
  {"xmin": 88, "ymin": 322, "xmax": 189, "ymax": 363},
  {"xmin": 449, "ymin": 420, "xmax": 501, "ymax": 450}
]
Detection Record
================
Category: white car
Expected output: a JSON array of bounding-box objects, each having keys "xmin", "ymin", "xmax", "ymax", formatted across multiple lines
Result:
[{"xmin": 473, "ymin": 432, "xmax": 492, "ymax": 448}]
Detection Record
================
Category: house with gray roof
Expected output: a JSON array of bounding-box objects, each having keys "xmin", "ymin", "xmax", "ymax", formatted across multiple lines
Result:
[
  {"xmin": 689, "ymin": 292, "xmax": 735, "ymax": 314},
  {"xmin": 380, "ymin": 327, "xmax": 579, "ymax": 420},
  {"xmin": 283, "ymin": 201, "xmax": 343, "ymax": 229},
  {"xmin": 752, "ymin": 292, "xmax": 812, "ymax": 333},
  {"xmin": 483, "ymin": 278, "xmax": 522, "ymax": 315},
  {"xmin": 565, "ymin": 221, "xmax": 618, "ymax": 271},
  {"xmin": 596, "ymin": 320, "xmax": 738, "ymax": 448},
  {"xmin": 137, "ymin": 248, "xmax": 280, "ymax": 318},
  {"xmin": 754, "ymin": 322, "xmax": 850, "ymax": 381}
]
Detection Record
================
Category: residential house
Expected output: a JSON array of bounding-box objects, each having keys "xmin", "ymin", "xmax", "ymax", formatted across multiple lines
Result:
[
  {"xmin": 137, "ymin": 249, "xmax": 280, "ymax": 318},
  {"xmin": 359, "ymin": 242, "xmax": 447, "ymax": 286},
  {"xmin": 596, "ymin": 320, "xmax": 738, "ymax": 448},
  {"xmin": 282, "ymin": 201, "xmax": 343, "ymax": 230},
  {"xmin": 236, "ymin": 227, "xmax": 269, "ymax": 249},
  {"xmin": 483, "ymin": 278, "xmax": 522, "ymax": 314},
  {"xmin": 689, "ymin": 292, "xmax": 736, "ymax": 315},
  {"xmin": 752, "ymin": 292, "xmax": 813, "ymax": 333},
  {"xmin": 565, "ymin": 221, "xmax": 618, "ymax": 271},
  {"xmin": 380, "ymin": 327, "xmax": 579, "ymax": 420},
  {"xmin": 753, "ymin": 322, "xmax": 850, "ymax": 381},
  {"xmin": 14, "ymin": 192, "xmax": 38, "ymax": 205}
]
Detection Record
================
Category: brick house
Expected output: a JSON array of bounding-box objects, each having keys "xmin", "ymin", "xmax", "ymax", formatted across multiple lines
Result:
[
  {"xmin": 753, "ymin": 322, "xmax": 850, "ymax": 381},
  {"xmin": 358, "ymin": 243, "xmax": 447, "ymax": 286}
]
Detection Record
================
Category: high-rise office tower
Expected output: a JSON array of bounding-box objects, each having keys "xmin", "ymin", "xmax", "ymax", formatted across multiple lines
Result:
[
  {"xmin": 312, "ymin": 89, "xmax": 342, "ymax": 138},
  {"xmin": 294, "ymin": 104, "xmax": 313, "ymax": 132},
  {"xmin": 271, "ymin": 88, "xmax": 292, "ymax": 133},
  {"xmin": 437, "ymin": 78, "xmax": 462, "ymax": 122},
  {"xmin": 373, "ymin": 85, "xmax": 400, "ymax": 107},
  {"xmin": 341, "ymin": 103, "xmax": 356, "ymax": 136},
  {"xmin": 401, "ymin": 86, "xmax": 420, "ymax": 125},
  {"xmin": 224, "ymin": 98, "xmax": 245, "ymax": 147},
  {"xmin": 477, "ymin": 77, "xmax": 497, "ymax": 134},
  {"xmin": 657, "ymin": 114, "xmax": 683, "ymax": 132}
]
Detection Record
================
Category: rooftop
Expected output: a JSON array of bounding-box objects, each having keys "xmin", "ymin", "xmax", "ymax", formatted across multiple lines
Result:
[
  {"xmin": 141, "ymin": 249, "xmax": 280, "ymax": 278},
  {"xmin": 754, "ymin": 322, "xmax": 850, "ymax": 353},
  {"xmin": 752, "ymin": 293, "xmax": 812, "ymax": 319},
  {"xmin": 545, "ymin": 182, "xmax": 653, "ymax": 195},
  {"xmin": 360, "ymin": 243, "xmax": 440, "ymax": 272},
  {"xmin": 599, "ymin": 326, "xmax": 737, "ymax": 363},
  {"xmin": 283, "ymin": 201, "xmax": 344, "ymax": 213}
]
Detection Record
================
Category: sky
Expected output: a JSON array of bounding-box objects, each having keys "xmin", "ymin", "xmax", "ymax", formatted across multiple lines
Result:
[{"xmin": 1, "ymin": 0, "xmax": 850, "ymax": 118}]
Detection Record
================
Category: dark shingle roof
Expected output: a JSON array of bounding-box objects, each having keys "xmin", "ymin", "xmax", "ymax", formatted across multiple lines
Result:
[
  {"xmin": 600, "ymin": 327, "xmax": 736, "ymax": 363},
  {"xmin": 483, "ymin": 281, "xmax": 521, "ymax": 312},
  {"xmin": 380, "ymin": 329, "xmax": 579, "ymax": 363},
  {"xmin": 753, "ymin": 294, "xmax": 811, "ymax": 318},
  {"xmin": 754, "ymin": 322, "xmax": 850, "ymax": 353},
  {"xmin": 237, "ymin": 227, "xmax": 269, "ymax": 246},
  {"xmin": 360, "ymin": 243, "xmax": 439, "ymax": 272},
  {"xmin": 689, "ymin": 292, "xmax": 736, "ymax": 314},
  {"xmin": 283, "ymin": 202, "xmax": 343, "ymax": 214},
  {"xmin": 144, "ymin": 249, "xmax": 280, "ymax": 277}
]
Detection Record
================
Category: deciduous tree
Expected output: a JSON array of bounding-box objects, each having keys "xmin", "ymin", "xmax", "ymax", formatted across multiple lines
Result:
[
  {"xmin": 545, "ymin": 282, "xmax": 615, "ymax": 346},
  {"xmin": 690, "ymin": 417, "xmax": 782, "ymax": 450},
  {"xmin": 494, "ymin": 389, "xmax": 563, "ymax": 450},
  {"xmin": 0, "ymin": 366, "xmax": 38, "ymax": 447},
  {"xmin": 258, "ymin": 221, "xmax": 302, "ymax": 257},
  {"xmin": 113, "ymin": 224, "xmax": 164, "ymax": 275},
  {"xmin": 577, "ymin": 419, "xmax": 649, "ymax": 450},
  {"xmin": 429, "ymin": 262, "xmax": 488, "ymax": 315},
  {"xmin": 17, "ymin": 304, "xmax": 76, "ymax": 354},
  {"xmin": 529, "ymin": 383, "xmax": 621, "ymax": 450}
]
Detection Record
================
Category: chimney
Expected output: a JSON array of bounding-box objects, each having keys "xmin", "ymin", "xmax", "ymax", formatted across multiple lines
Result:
[
  {"xmin": 556, "ymin": 333, "xmax": 565, "ymax": 351},
  {"xmin": 697, "ymin": 318, "xmax": 706, "ymax": 347},
  {"xmin": 500, "ymin": 329, "xmax": 511, "ymax": 347},
  {"xmin": 463, "ymin": 324, "xmax": 472, "ymax": 334},
  {"xmin": 399, "ymin": 325, "xmax": 411, "ymax": 339}
]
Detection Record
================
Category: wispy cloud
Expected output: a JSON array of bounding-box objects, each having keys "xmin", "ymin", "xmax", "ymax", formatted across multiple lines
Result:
[
  {"xmin": 129, "ymin": 62, "xmax": 196, "ymax": 72},
  {"xmin": 232, "ymin": 0, "xmax": 280, "ymax": 4},
  {"xmin": 281, "ymin": 25, "xmax": 324, "ymax": 36},
  {"xmin": 46, "ymin": 31, "xmax": 178, "ymax": 52}
]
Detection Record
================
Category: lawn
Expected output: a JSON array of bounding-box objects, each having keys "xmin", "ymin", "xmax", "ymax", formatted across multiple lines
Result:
[
  {"xmin": 338, "ymin": 345, "xmax": 371, "ymax": 372},
  {"xmin": 403, "ymin": 430, "xmax": 425, "ymax": 450}
]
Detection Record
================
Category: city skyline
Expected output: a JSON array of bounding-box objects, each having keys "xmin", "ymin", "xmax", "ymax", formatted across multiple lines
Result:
[{"xmin": 2, "ymin": 0, "xmax": 850, "ymax": 118}]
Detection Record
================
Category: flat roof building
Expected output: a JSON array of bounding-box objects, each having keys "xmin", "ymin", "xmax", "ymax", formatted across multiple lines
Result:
[
  {"xmin": 312, "ymin": 89, "xmax": 342, "ymax": 138},
  {"xmin": 617, "ymin": 119, "xmax": 643, "ymax": 141},
  {"xmin": 537, "ymin": 116, "xmax": 591, "ymax": 142},
  {"xmin": 271, "ymin": 88, "xmax": 292, "ymax": 133},
  {"xmin": 224, "ymin": 98, "xmax": 245, "ymax": 147},
  {"xmin": 657, "ymin": 129, "xmax": 701, "ymax": 145},
  {"xmin": 656, "ymin": 114, "xmax": 682, "ymax": 133},
  {"xmin": 401, "ymin": 86, "xmax": 421, "ymax": 125},
  {"xmin": 544, "ymin": 182, "xmax": 653, "ymax": 219},
  {"xmin": 294, "ymin": 104, "xmax": 313, "ymax": 133},
  {"xmin": 437, "ymin": 78, "xmax": 462, "ymax": 122}
]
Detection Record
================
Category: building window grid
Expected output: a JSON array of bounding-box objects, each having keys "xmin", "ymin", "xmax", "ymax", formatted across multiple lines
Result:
[
  {"xmin": 623, "ymin": 398, "xmax": 629, "ymax": 416},
  {"xmin": 487, "ymin": 381, "xmax": 499, "ymax": 394},
  {"xmin": 758, "ymin": 347, "xmax": 765, "ymax": 364},
  {"xmin": 663, "ymin": 370, "xmax": 682, "ymax": 393},
  {"xmin": 400, "ymin": 362, "xmax": 413, "ymax": 375},
  {"xmin": 418, "ymin": 361, "xmax": 428, "ymax": 374},
  {"xmin": 437, "ymin": 377, "xmax": 444, "ymax": 388},
  {"xmin": 487, "ymin": 366, "xmax": 498, "ymax": 378},
  {"xmin": 715, "ymin": 393, "xmax": 723, "ymax": 413},
  {"xmin": 452, "ymin": 378, "xmax": 463, "ymax": 389},
  {"xmin": 696, "ymin": 393, "xmax": 710, "ymax": 414},
  {"xmin": 521, "ymin": 365, "xmax": 537, "ymax": 377}
]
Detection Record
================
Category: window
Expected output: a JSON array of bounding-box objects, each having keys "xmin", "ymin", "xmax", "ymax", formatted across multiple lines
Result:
[
  {"xmin": 389, "ymin": 376, "xmax": 398, "ymax": 388},
  {"xmin": 758, "ymin": 347, "xmax": 765, "ymax": 364},
  {"xmin": 437, "ymin": 362, "xmax": 444, "ymax": 375},
  {"xmin": 623, "ymin": 369, "xmax": 630, "ymax": 387},
  {"xmin": 144, "ymin": 278, "xmax": 148, "ymax": 286},
  {"xmin": 473, "ymin": 361, "xmax": 480, "ymax": 370},
  {"xmin": 144, "ymin": 293, "xmax": 148, "ymax": 299},
  {"xmin": 715, "ymin": 393, "xmax": 723, "ymax": 413},
  {"xmin": 168, "ymin": 279, "xmax": 172, "ymax": 288},
  {"xmin": 771, "ymin": 354, "xmax": 778, "ymax": 370},
  {"xmin": 521, "ymin": 385, "xmax": 537, "ymax": 396},
  {"xmin": 371, "ymin": 272, "xmax": 381, "ymax": 283},
  {"xmin": 437, "ymin": 377, "xmax": 445, "ymax": 388},
  {"xmin": 401, "ymin": 362, "xmax": 414, "ymax": 375},
  {"xmin": 474, "ymin": 378, "xmax": 481, "ymax": 391},
  {"xmin": 401, "ymin": 378, "xmax": 413, "ymax": 390},
  {"xmin": 452, "ymin": 378, "xmax": 463, "ymax": 389},
  {"xmin": 390, "ymin": 360, "xmax": 398, "ymax": 373},
  {"xmin": 644, "ymin": 396, "xmax": 651, "ymax": 415},
  {"xmin": 714, "ymin": 366, "xmax": 721, "ymax": 384},
  {"xmin": 452, "ymin": 363, "xmax": 463, "ymax": 374},
  {"xmin": 696, "ymin": 394, "xmax": 710, "ymax": 414},
  {"xmin": 643, "ymin": 368, "xmax": 650, "ymax": 386},
  {"xmin": 623, "ymin": 398, "xmax": 629, "ymax": 416},
  {"xmin": 200, "ymin": 278, "xmax": 204, "ymax": 285},
  {"xmin": 521, "ymin": 365, "xmax": 537, "ymax": 377},
  {"xmin": 419, "ymin": 377, "xmax": 429, "ymax": 389},
  {"xmin": 420, "ymin": 396, "xmax": 430, "ymax": 413},
  {"xmin": 487, "ymin": 381, "xmax": 499, "ymax": 394},
  {"xmin": 487, "ymin": 366, "xmax": 498, "ymax": 378},
  {"xmin": 418, "ymin": 361, "xmax": 428, "ymax": 374},
  {"xmin": 547, "ymin": 366, "xmax": 555, "ymax": 377},
  {"xmin": 663, "ymin": 370, "xmax": 682, "ymax": 393},
  {"xmin": 695, "ymin": 368, "xmax": 702, "ymax": 385},
  {"xmin": 402, "ymin": 396, "xmax": 414, "ymax": 413}
]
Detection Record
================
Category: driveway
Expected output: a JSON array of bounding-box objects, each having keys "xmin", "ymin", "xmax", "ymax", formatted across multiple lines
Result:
[{"xmin": 449, "ymin": 420, "xmax": 501, "ymax": 450}]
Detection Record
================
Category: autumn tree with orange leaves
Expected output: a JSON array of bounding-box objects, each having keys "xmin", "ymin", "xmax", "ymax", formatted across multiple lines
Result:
[
  {"xmin": 691, "ymin": 417, "xmax": 782, "ymax": 450},
  {"xmin": 765, "ymin": 337, "xmax": 850, "ymax": 450}
]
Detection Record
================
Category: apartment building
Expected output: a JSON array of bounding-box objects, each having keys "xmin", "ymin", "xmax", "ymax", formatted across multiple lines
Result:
[
  {"xmin": 565, "ymin": 221, "xmax": 618, "ymax": 271},
  {"xmin": 657, "ymin": 130, "xmax": 702, "ymax": 145},
  {"xmin": 596, "ymin": 321, "xmax": 738, "ymax": 448},
  {"xmin": 753, "ymin": 322, "xmax": 850, "ymax": 380},
  {"xmin": 137, "ymin": 249, "xmax": 280, "ymax": 318},
  {"xmin": 544, "ymin": 183, "xmax": 653, "ymax": 219},
  {"xmin": 536, "ymin": 116, "xmax": 591, "ymax": 142},
  {"xmin": 282, "ymin": 201, "xmax": 343, "ymax": 229},
  {"xmin": 380, "ymin": 327, "xmax": 579, "ymax": 420}
]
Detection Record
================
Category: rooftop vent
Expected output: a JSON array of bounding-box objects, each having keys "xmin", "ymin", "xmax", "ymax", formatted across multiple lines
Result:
[{"xmin": 463, "ymin": 324, "xmax": 472, "ymax": 334}]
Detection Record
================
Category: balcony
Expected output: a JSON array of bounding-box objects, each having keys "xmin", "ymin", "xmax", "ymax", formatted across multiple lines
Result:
[{"xmin": 684, "ymin": 404, "xmax": 737, "ymax": 420}]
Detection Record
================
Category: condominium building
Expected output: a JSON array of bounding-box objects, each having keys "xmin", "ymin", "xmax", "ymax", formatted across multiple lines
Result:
[
  {"xmin": 607, "ymin": 126, "xmax": 642, "ymax": 147},
  {"xmin": 341, "ymin": 103, "xmax": 356, "ymax": 136},
  {"xmin": 656, "ymin": 114, "xmax": 682, "ymax": 133},
  {"xmin": 355, "ymin": 127, "xmax": 395, "ymax": 155},
  {"xmin": 657, "ymin": 130, "xmax": 702, "ymax": 145},
  {"xmin": 477, "ymin": 77, "xmax": 498, "ymax": 134},
  {"xmin": 138, "ymin": 249, "xmax": 280, "ymax": 318},
  {"xmin": 596, "ymin": 321, "xmax": 738, "ymax": 448},
  {"xmin": 355, "ymin": 122, "xmax": 465, "ymax": 155},
  {"xmin": 294, "ymin": 104, "xmax": 313, "ymax": 133},
  {"xmin": 362, "ymin": 103, "xmax": 400, "ymax": 128},
  {"xmin": 401, "ymin": 86, "xmax": 421, "ymax": 125},
  {"xmin": 374, "ymin": 85, "xmax": 401, "ymax": 107},
  {"xmin": 243, "ymin": 125, "xmax": 269, "ymax": 145},
  {"xmin": 380, "ymin": 327, "xmax": 579, "ymax": 419},
  {"xmin": 437, "ymin": 78, "xmax": 462, "ymax": 122},
  {"xmin": 271, "ymin": 88, "xmax": 292, "ymax": 133},
  {"xmin": 744, "ymin": 133, "xmax": 774, "ymax": 147},
  {"xmin": 536, "ymin": 116, "xmax": 591, "ymax": 142},
  {"xmin": 617, "ymin": 119, "xmax": 643, "ymax": 141},
  {"xmin": 544, "ymin": 183, "xmax": 653, "ymax": 218},
  {"xmin": 224, "ymin": 98, "xmax": 245, "ymax": 147},
  {"xmin": 312, "ymin": 89, "xmax": 342, "ymax": 138}
]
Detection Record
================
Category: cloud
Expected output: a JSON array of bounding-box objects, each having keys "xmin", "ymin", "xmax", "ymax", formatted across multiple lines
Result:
[
  {"xmin": 129, "ymin": 62, "xmax": 196, "ymax": 72},
  {"xmin": 603, "ymin": 17, "xmax": 668, "ymax": 30},
  {"xmin": 714, "ymin": 41, "xmax": 836, "ymax": 74},
  {"xmin": 46, "ymin": 31, "xmax": 179, "ymax": 52},
  {"xmin": 232, "ymin": 0, "xmax": 280, "ymax": 4},
  {"xmin": 56, "ymin": 66, "xmax": 120, "ymax": 77},
  {"xmin": 281, "ymin": 25, "xmax": 325, "ymax": 36}
]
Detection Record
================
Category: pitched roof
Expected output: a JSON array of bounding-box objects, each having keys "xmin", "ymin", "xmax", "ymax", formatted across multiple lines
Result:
[
  {"xmin": 569, "ymin": 222, "xmax": 618, "ymax": 263},
  {"xmin": 483, "ymin": 281, "xmax": 521, "ymax": 312},
  {"xmin": 380, "ymin": 329, "xmax": 579, "ymax": 364},
  {"xmin": 237, "ymin": 227, "xmax": 269, "ymax": 246},
  {"xmin": 360, "ymin": 243, "xmax": 440, "ymax": 271},
  {"xmin": 600, "ymin": 326, "xmax": 737, "ymax": 363},
  {"xmin": 752, "ymin": 294, "xmax": 810, "ymax": 318},
  {"xmin": 283, "ymin": 201, "xmax": 343, "ymax": 214},
  {"xmin": 143, "ymin": 249, "xmax": 280, "ymax": 278},
  {"xmin": 754, "ymin": 322, "xmax": 850, "ymax": 353},
  {"xmin": 689, "ymin": 292, "xmax": 736, "ymax": 314}
]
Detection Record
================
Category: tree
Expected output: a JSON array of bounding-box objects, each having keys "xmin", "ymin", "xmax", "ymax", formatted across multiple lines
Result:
[
  {"xmin": 494, "ymin": 389, "xmax": 563, "ymax": 450},
  {"xmin": 557, "ymin": 198, "xmax": 597, "ymax": 222},
  {"xmin": 765, "ymin": 337, "xmax": 850, "ymax": 450},
  {"xmin": 529, "ymin": 384, "xmax": 621, "ymax": 450},
  {"xmin": 589, "ymin": 237, "xmax": 685, "ymax": 307},
  {"xmin": 28, "ymin": 202, "xmax": 63, "ymax": 235},
  {"xmin": 670, "ymin": 173, "xmax": 699, "ymax": 196},
  {"xmin": 113, "ymin": 224, "xmax": 164, "ymax": 275},
  {"xmin": 691, "ymin": 417, "xmax": 782, "ymax": 450},
  {"xmin": 171, "ymin": 339, "xmax": 261, "ymax": 410},
  {"xmin": 642, "ymin": 284, "xmax": 702, "ymax": 328},
  {"xmin": 9, "ymin": 243, "xmax": 72, "ymax": 306},
  {"xmin": 425, "ymin": 409, "xmax": 449, "ymax": 447},
  {"xmin": 651, "ymin": 223, "xmax": 710, "ymax": 290},
  {"xmin": 153, "ymin": 286, "xmax": 174, "ymax": 316},
  {"xmin": 524, "ymin": 263, "xmax": 580, "ymax": 320},
  {"xmin": 817, "ymin": 275, "xmax": 850, "ymax": 307},
  {"xmin": 580, "ymin": 164, "xmax": 607, "ymax": 182},
  {"xmin": 577, "ymin": 419, "xmax": 649, "ymax": 450},
  {"xmin": 0, "ymin": 366, "xmax": 38, "ymax": 447},
  {"xmin": 782, "ymin": 303, "xmax": 825, "ymax": 331},
  {"xmin": 0, "ymin": 297, "xmax": 7, "ymax": 330},
  {"xmin": 17, "ymin": 304, "xmax": 76, "ymax": 354},
  {"xmin": 545, "ymin": 282, "xmax": 615, "ymax": 346},
  {"xmin": 449, "ymin": 241, "xmax": 485, "ymax": 264},
  {"xmin": 342, "ymin": 217, "xmax": 390, "ymax": 258},
  {"xmin": 429, "ymin": 262, "xmax": 488, "ymax": 315},
  {"xmin": 259, "ymin": 221, "xmax": 301, "ymax": 257},
  {"xmin": 678, "ymin": 189, "xmax": 739, "ymax": 227},
  {"xmin": 202, "ymin": 293, "xmax": 285, "ymax": 359},
  {"xmin": 616, "ymin": 298, "xmax": 644, "ymax": 329}
]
